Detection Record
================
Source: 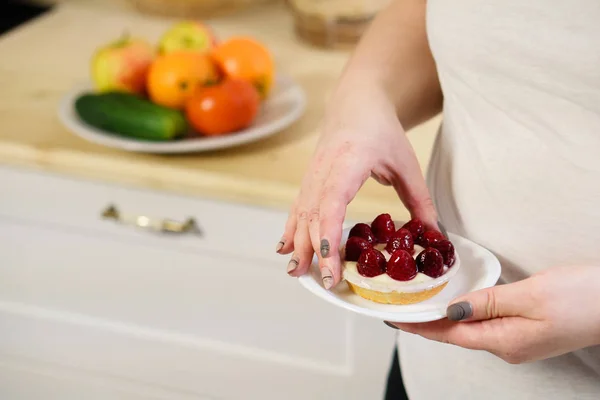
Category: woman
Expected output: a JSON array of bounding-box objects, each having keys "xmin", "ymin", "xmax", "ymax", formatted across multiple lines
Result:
[{"xmin": 276, "ymin": 0, "xmax": 600, "ymax": 398}]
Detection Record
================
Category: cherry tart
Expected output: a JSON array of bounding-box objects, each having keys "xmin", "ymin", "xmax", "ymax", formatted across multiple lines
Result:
[{"xmin": 341, "ymin": 215, "xmax": 460, "ymax": 305}]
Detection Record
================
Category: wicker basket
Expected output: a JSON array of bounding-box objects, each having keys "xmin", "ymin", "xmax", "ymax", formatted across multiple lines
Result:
[{"xmin": 129, "ymin": 0, "xmax": 278, "ymax": 18}]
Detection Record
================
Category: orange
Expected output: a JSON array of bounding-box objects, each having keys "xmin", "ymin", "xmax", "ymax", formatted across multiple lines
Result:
[
  {"xmin": 211, "ymin": 37, "xmax": 274, "ymax": 99},
  {"xmin": 147, "ymin": 51, "xmax": 219, "ymax": 109},
  {"xmin": 185, "ymin": 78, "xmax": 260, "ymax": 136}
]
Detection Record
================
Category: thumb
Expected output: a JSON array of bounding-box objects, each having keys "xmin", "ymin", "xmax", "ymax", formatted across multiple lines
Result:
[
  {"xmin": 446, "ymin": 280, "xmax": 532, "ymax": 322},
  {"xmin": 388, "ymin": 134, "xmax": 438, "ymax": 229}
]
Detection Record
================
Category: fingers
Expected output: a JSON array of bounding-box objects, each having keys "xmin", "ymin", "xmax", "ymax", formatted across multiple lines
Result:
[
  {"xmin": 287, "ymin": 210, "xmax": 314, "ymax": 277},
  {"xmin": 318, "ymin": 158, "xmax": 370, "ymax": 287},
  {"xmin": 277, "ymin": 206, "xmax": 297, "ymax": 255},
  {"xmin": 279, "ymin": 147, "xmax": 366, "ymax": 290},
  {"xmin": 390, "ymin": 319, "xmax": 465, "ymax": 345},
  {"xmin": 308, "ymin": 207, "xmax": 335, "ymax": 288},
  {"xmin": 305, "ymin": 156, "xmax": 334, "ymax": 286},
  {"xmin": 277, "ymin": 154, "xmax": 326, "ymax": 256},
  {"xmin": 387, "ymin": 134, "xmax": 438, "ymax": 229},
  {"xmin": 317, "ymin": 197, "xmax": 345, "ymax": 287},
  {"xmin": 447, "ymin": 280, "xmax": 534, "ymax": 322},
  {"xmin": 285, "ymin": 151, "xmax": 332, "ymax": 279},
  {"xmin": 389, "ymin": 315, "xmax": 544, "ymax": 364},
  {"xmin": 389, "ymin": 318, "xmax": 505, "ymax": 352},
  {"xmin": 384, "ymin": 281, "xmax": 543, "ymax": 363}
]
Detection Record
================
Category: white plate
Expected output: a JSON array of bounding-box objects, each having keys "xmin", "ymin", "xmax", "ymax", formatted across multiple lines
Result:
[
  {"xmin": 298, "ymin": 227, "xmax": 501, "ymax": 323},
  {"xmin": 58, "ymin": 74, "xmax": 306, "ymax": 154}
]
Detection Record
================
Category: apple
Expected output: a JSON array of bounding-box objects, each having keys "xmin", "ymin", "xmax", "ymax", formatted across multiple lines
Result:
[
  {"xmin": 158, "ymin": 21, "xmax": 218, "ymax": 55},
  {"xmin": 91, "ymin": 35, "xmax": 155, "ymax": 95}
]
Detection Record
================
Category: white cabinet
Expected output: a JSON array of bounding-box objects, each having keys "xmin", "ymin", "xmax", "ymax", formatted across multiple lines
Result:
[{"xmin": 0, "ymin": 166, "xmax": 396, "ymax": 400}]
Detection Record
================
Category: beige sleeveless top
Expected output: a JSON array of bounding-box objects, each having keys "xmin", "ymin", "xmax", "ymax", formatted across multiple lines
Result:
[{"xmin": 397, "ymin": 1, "xmax": 600, "ymax": 398}]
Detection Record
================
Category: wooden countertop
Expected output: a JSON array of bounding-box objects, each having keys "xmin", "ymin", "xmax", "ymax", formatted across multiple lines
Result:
[{"xmin": 0, "ymin": 2, "xmax": 441, "ymax": 221}]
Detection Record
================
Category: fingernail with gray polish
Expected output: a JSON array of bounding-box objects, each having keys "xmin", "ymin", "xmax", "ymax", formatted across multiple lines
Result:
[
  {"xmin": 287, "ymin": 257, "xmax": 299, "ymax": 274},
  {"xmin": 320, "ymin": 239, "xmax": 330, "ymax": 258},
  {"xmin": 384, "ymin": 321, "xmax": 399, "ymax": 330},
  {"xmin": 275, "ymin": 239, "xmax": 285, "ymax": 253},
  {"xmin": 322, "ymin": 269, "xmax": 333, "ymax": 289},
  {"xmin": 447, "ymin": 301, "xmax": 473, "ymax": 321}
]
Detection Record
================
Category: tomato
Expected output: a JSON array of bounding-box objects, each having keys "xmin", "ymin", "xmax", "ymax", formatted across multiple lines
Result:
[
  {"xmin": 185, "ymin": 78, "xmax": 260, "ymax": 136},
  {"xmin": 211, "ymin": 37, "xmax": 275, "ymax": 99}
]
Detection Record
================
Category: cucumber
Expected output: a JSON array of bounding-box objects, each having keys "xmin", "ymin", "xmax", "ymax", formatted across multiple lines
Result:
[{"xmin": 75, "ymin": 92, "xmax": 188, "ymax": 141}]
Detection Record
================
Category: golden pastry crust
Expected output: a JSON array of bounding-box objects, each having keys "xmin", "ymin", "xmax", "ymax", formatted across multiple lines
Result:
[{"xmin": 346, "ymin": 281, "xmax": 448, "ymax": 305}]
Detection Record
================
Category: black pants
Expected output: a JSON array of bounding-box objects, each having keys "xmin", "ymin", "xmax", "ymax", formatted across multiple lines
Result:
[{"xmin": 384, "ymin": 347, "xmax": 409, "ymax": 400}]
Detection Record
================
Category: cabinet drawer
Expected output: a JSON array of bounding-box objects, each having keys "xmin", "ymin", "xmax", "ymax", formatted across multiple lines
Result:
[
  {"xmin": 0, "ymin": 165, "xmax": 295, "ymax": 265},
  {"xmin": 0, "ymin": 166, "xmax": 395, "ymax": 399}
]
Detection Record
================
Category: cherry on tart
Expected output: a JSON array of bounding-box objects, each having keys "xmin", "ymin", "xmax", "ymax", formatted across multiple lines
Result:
[
  {"xmin": 432, "ymin": 239, "xmax": 456, "ymax": 267},
  {"xmin": 386, "ymin": 249, "xmax": 418, "ymax": 281},
  {"xmin": 420, "ymin": 230, "xmax": 445, "ymax": 247},
  {"xmin": 348, "ymin": 223, "xmax": 377, "ymax": 245},
  {"xmin": 344, "ymin": 236, "xmax": 372, "ymax": 262},
  {"xmin": 385, "ymin": 228, "xmax": 414, "ymax": 254},
  {"xmin": 416, "ymin": 247, "xmax": 445, "ymax": 278},
  {"xmin": 371, "ymin": 213, "xmax": 395, "ymax": 243},
  {"xmin": 401, "ymin": 218, "xmax": 425, "ymax": 241},
  {"xmin": 356, "ymin": 248, "xmax": 386, "ymax": 277}
]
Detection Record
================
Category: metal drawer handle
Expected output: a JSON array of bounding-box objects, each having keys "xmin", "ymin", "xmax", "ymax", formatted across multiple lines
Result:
[{"xmin": 101, "ymin": 204, "xmax": 202, "ymax": 235}]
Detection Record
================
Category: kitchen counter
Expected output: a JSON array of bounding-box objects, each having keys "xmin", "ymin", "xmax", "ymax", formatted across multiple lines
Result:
[{"xmin": 0, "ymin": 2, "xmax": 441, "ymax": 221}]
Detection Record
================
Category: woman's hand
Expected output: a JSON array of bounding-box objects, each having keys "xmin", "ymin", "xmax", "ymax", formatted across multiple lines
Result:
[
  {"xmin": 274, "ymin": 0, "xmax": 443, "ymax": 289},
  {"xmin": 389, "ymin": 265, "xmax": 600, "ymax": 364},
  {"xmin": 276, "ymin": 87, "xmax": 437, "ymax": 289}
]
